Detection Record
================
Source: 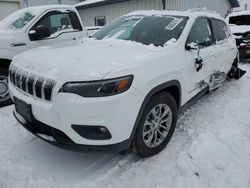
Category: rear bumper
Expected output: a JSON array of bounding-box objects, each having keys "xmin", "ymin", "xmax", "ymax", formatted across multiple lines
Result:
[{"xmin": 13, "ymin": 110, "xmax": 131, "ymax": 153}]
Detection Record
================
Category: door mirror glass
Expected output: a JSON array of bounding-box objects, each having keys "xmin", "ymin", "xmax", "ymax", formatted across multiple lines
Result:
[{"xmin": 29, "ymin": 25, "xmax": 51, "ymax": 40}]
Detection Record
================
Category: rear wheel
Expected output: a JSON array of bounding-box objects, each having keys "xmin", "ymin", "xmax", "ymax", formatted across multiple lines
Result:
[
  {"xmin": 133, "ymin": 92, "xmax": 178, "ymax": 157},
  {"xmin": 0, "ymin": 68, "xmax": 12, "ymax": 107}
]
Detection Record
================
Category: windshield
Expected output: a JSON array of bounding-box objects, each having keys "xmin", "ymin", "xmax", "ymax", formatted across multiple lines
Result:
[
  {"xmin": 0, "ymin": 9, "xmax": 35, "ymax": 30},
  {"xmin": 93, "ymin": 15, "xmax": 188, "ymax": 47},
  {"xmin": 229, "ymin": 15, "xmax": 250, "ymax": 26}
]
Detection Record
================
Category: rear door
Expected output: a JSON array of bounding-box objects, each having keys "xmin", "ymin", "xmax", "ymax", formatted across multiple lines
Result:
[
  {"xmin": 184, "ymin": 17, "xmax": 216, "ymax": 100},
  {"xmin": 210, "ymin": 18, "xmax": 237, "ymax": 74}
]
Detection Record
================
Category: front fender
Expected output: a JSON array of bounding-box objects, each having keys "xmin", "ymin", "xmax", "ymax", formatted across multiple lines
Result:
[{"xmin": 0, "ymin": 48, "xmax": 16, "ymax": 61}]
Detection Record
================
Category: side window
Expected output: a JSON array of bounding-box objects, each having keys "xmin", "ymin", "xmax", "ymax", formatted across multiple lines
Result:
[
  {"xmin": 187, "ymin": 18, "xmax": 212, "ymax": 48},
  {"xmin": 34, "ymin": 12, "xmax": 73, "ymax": 35},
  {"xmin": 211, "ymin": 19, "xmax": 228, "ymax": 42}
]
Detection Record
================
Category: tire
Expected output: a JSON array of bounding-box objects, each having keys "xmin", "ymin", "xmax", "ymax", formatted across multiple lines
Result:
[
  {"xmin": 133, "ymin": 92, "xmax": 178, "ymax": 157},
  {"xmin": 0, "ymin": 68, "xmax": 12, "ymax": 108}
]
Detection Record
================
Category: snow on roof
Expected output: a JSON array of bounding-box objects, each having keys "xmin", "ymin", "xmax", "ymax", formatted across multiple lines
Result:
[
  {"xmin": 76, "ymin": 0, "xmax": 239, "ymax": 9},
  {"xmin": 125, "ymin": 9, "xmax": 222, "ymax": 20},
  {"xmin": 18, "ymin": 5, "xmax": 75, "ymax": 15},
  {"xmin": 228, "ymin": 10, "xmax": 250, "ymax": 17}
]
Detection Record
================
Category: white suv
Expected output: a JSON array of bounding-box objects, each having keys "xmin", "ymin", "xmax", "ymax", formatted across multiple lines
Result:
[{"xmin": 9, "ymin": 10, "xmax": 243, "ymax": 157}]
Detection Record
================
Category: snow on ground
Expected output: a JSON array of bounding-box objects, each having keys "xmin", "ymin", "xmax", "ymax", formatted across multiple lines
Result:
[{"xmin": 1, "ymin": 64, "xmax": 250, "ymax": 188}]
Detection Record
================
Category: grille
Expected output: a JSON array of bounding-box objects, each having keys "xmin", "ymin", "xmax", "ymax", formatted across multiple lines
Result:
[{"xmin": 9, "ymin": 66, "xmax": 56, "ymax": 101}]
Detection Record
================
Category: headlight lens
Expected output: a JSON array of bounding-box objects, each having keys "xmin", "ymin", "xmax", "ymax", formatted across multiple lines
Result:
[{"xmin": 59, "ymin": 75, "xmax": 133, "ymax": 97}]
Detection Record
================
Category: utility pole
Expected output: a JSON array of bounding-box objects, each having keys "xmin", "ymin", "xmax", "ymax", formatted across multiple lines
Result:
[{"xmin": 162, "ymin": 0, "xmax": 166, "ymax": 10}]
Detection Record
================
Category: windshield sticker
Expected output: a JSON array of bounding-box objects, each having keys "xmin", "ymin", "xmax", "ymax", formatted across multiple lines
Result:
[{"xmin": 165, "ymin": 18, "xmax": 184, "ymax": 30}]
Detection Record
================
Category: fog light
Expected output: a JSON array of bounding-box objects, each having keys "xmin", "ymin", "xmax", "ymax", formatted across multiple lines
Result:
[
  {"xmin": 72, "ymin": 125, "xmax": 112, "ymax": 140},
  {"xmin": 100, "ymin": 127, "xmax": 107, "ymax": 133}
]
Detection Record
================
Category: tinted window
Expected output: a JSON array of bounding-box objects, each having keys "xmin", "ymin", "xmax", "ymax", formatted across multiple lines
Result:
[
  {"xmin": 187, "ymin": 18, "xmax": 212, "ymax": 48},
  {"xmin": 33, "ymin": 12, "xmax": 73, "ymax": 35},
  {"xmin": 94, "ymin": 15, "xmax": 188, "ymax": 47},
  {"xmin": 211, "ymin": 19, "xmax": 228, "ymax": 42},
  {"xmin": 229, "ymin": 15, "xmax": 250, "ymax": 26}
]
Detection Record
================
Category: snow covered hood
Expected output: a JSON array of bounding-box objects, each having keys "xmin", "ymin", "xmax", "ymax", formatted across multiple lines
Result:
[{"xmin": 12, "ymin": 39, "xmax": 161, "ymax": 82}]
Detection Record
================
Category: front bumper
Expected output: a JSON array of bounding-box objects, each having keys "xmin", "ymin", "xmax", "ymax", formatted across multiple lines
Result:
[
  {"xmin": 13, "ymin": 110, "xmax": 131, "ymax": 152},
  {"xmin": 9, "ymin": 83, "xmax": 144, "ymax": 151}
]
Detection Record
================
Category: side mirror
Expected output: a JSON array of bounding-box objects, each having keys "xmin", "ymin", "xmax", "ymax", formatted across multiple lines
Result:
[
  {"xmin": 29, "ymin": 25, "xmax": 51, "ymax": 41},
  {"xmin": 185, "ymin": 42, "xmax": 199, "ymax": 50}
]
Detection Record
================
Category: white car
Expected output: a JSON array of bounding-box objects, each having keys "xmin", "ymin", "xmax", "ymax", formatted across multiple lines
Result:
[
  {"xmin": 226, "ymin": 11, "xmax": 250, "ymax": 58},
  {"xmin": 9, "ymin": 9, "xmax": 243, "ymax": 157},
  {"xmin": 0, "ymin": 5, "xmax": 87, "ymax": 107}
]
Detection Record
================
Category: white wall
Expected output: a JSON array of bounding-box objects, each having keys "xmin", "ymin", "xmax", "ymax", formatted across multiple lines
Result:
[
  {"xmin": 0, "ymin": 0, "xmax": 20, "ymax": 20},
  {"xmin": 78, "ymin": 0, "xmax": 163, "ymax": 26},
  {"xmin": 165, "ymin": 0, "xmax": 232, "ymax": 17}
]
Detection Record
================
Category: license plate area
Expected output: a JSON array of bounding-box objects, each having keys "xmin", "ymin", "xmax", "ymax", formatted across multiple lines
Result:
[{"xmin": 14, "ymin": 97, "xmax": 34, "ymax": 123}]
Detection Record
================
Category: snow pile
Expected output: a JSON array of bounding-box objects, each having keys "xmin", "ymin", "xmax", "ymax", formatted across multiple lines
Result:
[{"xmin": 1, "ymin": 64, "xmax": 250, "ymax": 188}]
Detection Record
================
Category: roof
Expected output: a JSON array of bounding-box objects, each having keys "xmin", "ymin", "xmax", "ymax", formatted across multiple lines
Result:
[
  {"xmin": 126, "ymin": 9, "xmax": 223, "ymax": 20},
  {"xmin": 76, "ymin": 0, "xmax": 240, "ymax": 10}
]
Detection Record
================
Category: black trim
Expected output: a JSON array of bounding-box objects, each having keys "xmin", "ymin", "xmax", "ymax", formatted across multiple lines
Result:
[
  {"xmin": 13, "ymin": 111, "xmax": 130, "ymax": 152},
  {"xmin": 72, "ymin": 125, "xmax": 112, "ymax": 140},
  {"xmin": 178, "ymin": 87, "xmax": 209, "ymax": 115},
  {"xmin": 76, "ymin": 0, "xmax": 130, "ymax": 10}
]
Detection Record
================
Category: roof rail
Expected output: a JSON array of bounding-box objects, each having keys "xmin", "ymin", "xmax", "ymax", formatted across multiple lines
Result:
[{"xmin": 187, "ymin": 8, "xmax": 217, "ymax": 14}]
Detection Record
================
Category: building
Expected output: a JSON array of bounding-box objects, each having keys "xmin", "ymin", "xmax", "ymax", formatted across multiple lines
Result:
[
  {"xmin": 20, "ymin": 0, "xmax": 81, "ymax": 8},
  {"xmin": 76, "ymin": 0, "xmax": 240, "ymax": 27},
  {"xmin": 0, "ymin": 0, "xmax": 20, "ymax": 20}
]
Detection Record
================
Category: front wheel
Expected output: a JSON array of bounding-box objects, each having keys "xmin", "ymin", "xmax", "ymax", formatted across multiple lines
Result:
[
  {"xmin": 0, "ymin": 68, "xmax": 12, "ymax": 108},
  {"xmin": 133, "ymin": 92, "xmax": 178, "ymax": 157}
]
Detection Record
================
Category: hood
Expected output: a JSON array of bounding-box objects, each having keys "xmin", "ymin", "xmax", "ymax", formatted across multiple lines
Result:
[
  {"xmin": 230, "ymin": 25, "xmax": 250, "ymax": 35},
  {"xmin": 12, "ymin": 39, "xmax": 162, "ymax": 83}
]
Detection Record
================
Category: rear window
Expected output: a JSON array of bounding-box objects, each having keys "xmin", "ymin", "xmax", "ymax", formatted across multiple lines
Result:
[
  {"xmin": 229, "ymin": 15, "xmax": 250, "ymax": 26},
  {"xmin": 211, "ymin": 19, "xmax": 229, "ymax": 42}
]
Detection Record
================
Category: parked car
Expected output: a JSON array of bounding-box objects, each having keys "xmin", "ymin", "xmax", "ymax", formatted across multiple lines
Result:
[
  {"xmin": 9, "ymin": 9, "xmax": 244, "ymax": 157},
  {"xmin": 226, "ymin": 11, "xmax": 250, "ymax": 59},
  {"xmin": 0, "ymin": 5, "xmax": 87, "ymax": 107}
]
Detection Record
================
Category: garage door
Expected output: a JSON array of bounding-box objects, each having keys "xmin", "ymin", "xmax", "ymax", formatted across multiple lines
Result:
[{"xmin": 0, "ymin": 0, "xmax": 20, "ymax": 21}]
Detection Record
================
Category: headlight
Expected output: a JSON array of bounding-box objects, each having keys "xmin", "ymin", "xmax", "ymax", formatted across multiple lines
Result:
[{"xmin": 59, "ymin": 75, "xmax": 133, "ymax": 97}]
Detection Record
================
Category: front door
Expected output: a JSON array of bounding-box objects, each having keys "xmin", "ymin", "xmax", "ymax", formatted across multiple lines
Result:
[
  {"xmin": 26, "ymin": 9, "xmax": 83, "ymax": 48},
  {"xmin": 184, "ymin": 17, "xmax": 215, "ymax": 101}
]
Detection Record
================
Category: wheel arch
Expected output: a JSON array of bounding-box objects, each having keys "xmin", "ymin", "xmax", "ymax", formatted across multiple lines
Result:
[
  {"xmin": 127, "ymin": 80, "xmax": 182, "ymax": 149},
  {"xmin": 0, "ymin": 58, "xmax": 12, "ymax": 69}
]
